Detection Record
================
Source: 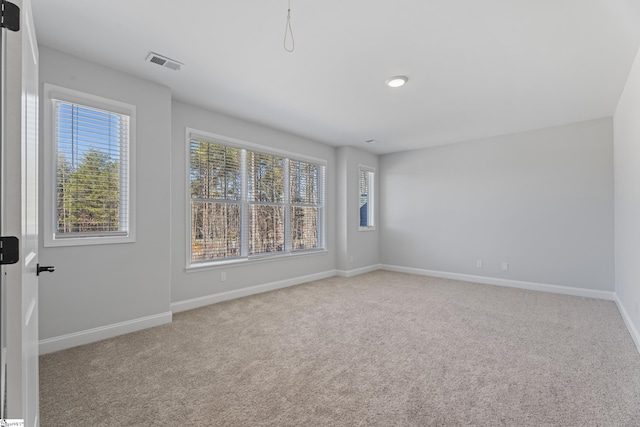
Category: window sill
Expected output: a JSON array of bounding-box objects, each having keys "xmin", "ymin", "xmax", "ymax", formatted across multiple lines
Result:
[
  {"xmin": 44, "ymin": 234, "xmax": 135, "ymax": 248},
  {"xmin": 186, "ymin": 249, "xmax": 328, "ymax": 273},
  {"xmin": 358, "ymin": 226, "xmax": 376, "ymax": 232}
]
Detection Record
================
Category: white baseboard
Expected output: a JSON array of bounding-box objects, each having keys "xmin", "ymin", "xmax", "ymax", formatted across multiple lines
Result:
[
  {"xmin": 614, "ymin": 294, "xmax": 640, "ymax": 354},
  {"xmin": 336, "ymin": 264, "xmax": 381, "ymax": 278},
  {"xmin": 40, "ymin": 267, "xmax": 629, "ymax": 356},
  {"xmin": 171, "ymin": 270, "xmax": 338, "ymax": 313},
  {"xmin": 379, "ymin": 264, "xmax": 616, "ymax": 301},
  {"xmin": 39, "ymin": 311, "xmax": 173, "ymax": 355},
  {"xmin": 39, "ymin": 270, "xmax": 337, "ymax": 354}
]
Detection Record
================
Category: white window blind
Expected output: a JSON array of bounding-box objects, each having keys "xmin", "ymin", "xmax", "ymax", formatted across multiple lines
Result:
[
  {"xmin": 290, "ymin": 160, "xmax": 323, "ymax": 250},
  {"xmin": 190, "ymin": 141, "xmax": 242, "ymax": 261},
  {"xmin": 248, "ymin": 152, "xmax": 285, "ymax": 255},
  {"xmin": 189, "ymin": 134, "xmax": 326, "ymax": 266},
  {"xmin": 53, "ymin": 100, "xmax": 131, "ymax": 238}
]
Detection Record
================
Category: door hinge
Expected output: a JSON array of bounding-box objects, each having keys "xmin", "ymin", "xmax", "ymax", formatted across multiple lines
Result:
[
  {"xmin": 0, "ymin": 236, "xmax": 19, "ymax": 265},
  {"xmin": 0, "ymin": 0, "xmax": 20, "ymax": 32}
]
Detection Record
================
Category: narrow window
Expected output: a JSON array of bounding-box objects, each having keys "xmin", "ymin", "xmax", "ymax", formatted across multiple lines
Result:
[
  {"xmin": 290, "ymin": 159, "xmax": 324, "ymax": 251},
  {"xmin": 190, "ymin": 141, "xmax": 242, "ymax": 261},
  {"xmin": 247, "ymin": 151, "xmax": 285, "ymax": 256},
  {"xmin": 359, "ymin": 166, "xmax": 375, "ymax": 230}
]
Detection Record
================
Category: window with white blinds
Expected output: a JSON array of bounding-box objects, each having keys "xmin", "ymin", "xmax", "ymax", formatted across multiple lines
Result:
[
  {"xmin": 44, "ymin": 84, "xmax": 136, "ymax": 246},
  {"xmin": 247, "ymin": 152, "xmax": 285, "ymax": 255},
  {"xmin": 190, "ymin": 142, "xmax": 242, "ymax": 260},
  {"xmin": 359, "ymin": 166, "xmax": 375, "ymax": 230},
  {"xmin": 189, "ymin": 133, "xmax": 326, "ymax": 265},
  {"xmin": 290, "ymin": 160, "xmax": 323, "ymax": 250}
]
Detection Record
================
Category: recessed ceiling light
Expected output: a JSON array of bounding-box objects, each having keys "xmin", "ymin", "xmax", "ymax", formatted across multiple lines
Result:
[{"xmin": 385, "ymin": 76, "xmax": 408, "ymax": 88}]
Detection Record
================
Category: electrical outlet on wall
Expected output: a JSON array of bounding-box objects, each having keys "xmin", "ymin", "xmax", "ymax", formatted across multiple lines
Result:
[
  {"xmin": 476, "ymin": 260, "xmax": 483, "ymax": 268},
  {"xmin": 501, "ymin": 262, "xmax": 509, "ymax": 271},
  {"xmin": 350, "ymin": 256, "xmax": 354, "ymax": 264},
  {"xmin": 220, "ymin": 272, "xmax": 226, "ymax": 282}
]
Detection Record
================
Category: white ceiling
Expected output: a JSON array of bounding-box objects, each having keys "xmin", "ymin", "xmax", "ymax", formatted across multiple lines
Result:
[{"xmin": 31, "ymin": 0, "xmax": 640, "ymax": 155}]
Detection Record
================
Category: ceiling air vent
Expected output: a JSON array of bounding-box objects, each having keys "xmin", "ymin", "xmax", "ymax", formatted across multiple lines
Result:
[{"xmin": 146, "ymin": 52, "xmax": 184, "ymax": 71}]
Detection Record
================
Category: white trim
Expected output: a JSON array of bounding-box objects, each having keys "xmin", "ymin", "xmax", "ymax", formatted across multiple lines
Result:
[
  {"xmin": 186, "ymin": 249, "xmax": 328, "ymax": 272},
  {"xmin": 39, "ymin": 311, "xmax": 172, "ymax": 355},
  {"xmin": 43, "ymin": 83, "xmax": 137, "ymax": 247},
  {"xmin": 185, "ymin": 127, "xmax": 193, "ymax": 268},
  {"xmin": 358, "ymin": 164, "xmax": 375, "ymax": 231},
  {"xmin": 45, "ymin": 234, "xmax": 136, "ymax": 247},
  {"xmin": 379, "ymin": 264, "xmax": 616, "ymax": 301},
  {"xmin": 284, "ymin": 158, "xmax": 291, "ymax": 252},
  {"xmin": 0, "ymin": 347, "xmax": 5, "ymax": 416},
  {"xmin": 35, "ymin": 269, "xmax": 640, "ymax": 359},
  {"xmin": 25, "ymin": 299, "xmax": 36, "ymax": 327},
  {"xmin": 336, "ymin": 264, "xmax": 381, "ymax": 278},
  {"xmin": 187, "ymin": 127, "xmax": 327, "ymax": 166},
  {"xmin": 186, "ymin": 129, "xmax": 327, "ymax": 268},
  {"xmin": 614, "ymin": 294, "xmax": 640, "ymax": 354},
  {"xmin": 171, "ymin": 270, "xmax": 337, "ymax": 313}
]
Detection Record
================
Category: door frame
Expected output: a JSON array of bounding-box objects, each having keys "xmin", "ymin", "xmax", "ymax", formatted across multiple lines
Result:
[{"xmin": 1, "ymin": 0, "xmax": 40, "ymax": 424}]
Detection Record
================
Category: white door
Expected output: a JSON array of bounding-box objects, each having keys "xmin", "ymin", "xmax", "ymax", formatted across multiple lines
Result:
[{"xmin": 1, "ymin": 0, "xmax": 40, "ymax": 425}]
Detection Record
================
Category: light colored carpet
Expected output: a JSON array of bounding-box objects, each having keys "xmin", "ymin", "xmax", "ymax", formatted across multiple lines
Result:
[{"xmin": 40, "ymin": 271, "xmax": 640, "ymax": 426}]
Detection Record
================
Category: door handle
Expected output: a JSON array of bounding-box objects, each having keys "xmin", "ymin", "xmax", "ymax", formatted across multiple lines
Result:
[{"xmin": 36, "ymin": 264, "xmax": 55, "ymax": 276}]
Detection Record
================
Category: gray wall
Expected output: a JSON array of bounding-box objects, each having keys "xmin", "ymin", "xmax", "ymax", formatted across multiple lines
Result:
[
  {"xmin": 38, "ymin": 47, "xmax": 173, "ymax": 340},
  {"xmin": 614, "ymin": 44, "xmax": 640, "ymax": 339},
  {"xmin": 170, "ymin": 101, "xmax": 337, "ymax": 304},
  {"xmin": 336, "ymin": 146, "xmax": 379, "ymax": 272},
  {"xmin": 36, "ymin": 47, "xmax": 342, "ymax": 343},
  {"xmin": 37, "ymin": 46, "xmax": 624, "ymax": 348},
  {"xmin": 380, "ymin": 118, "xmax": 614, "ymax": 291}
]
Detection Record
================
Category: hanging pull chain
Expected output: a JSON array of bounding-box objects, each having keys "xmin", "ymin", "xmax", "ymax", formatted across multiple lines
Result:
[{"xmin": 284, "ymin": 0, "xmax": 295, "ymax": 52}]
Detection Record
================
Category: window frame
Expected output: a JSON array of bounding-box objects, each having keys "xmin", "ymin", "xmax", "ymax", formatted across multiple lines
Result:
[
  {"xmin": 185, "ymin": 128, "xmax": 327, "ymax": 270},
  {"xmin": 358, "ymin": 165, "xmax": 375, "ymax": 231},
  {"xmin": 43, "ymin": 83, "xmax": 136, "ymax": 247}
]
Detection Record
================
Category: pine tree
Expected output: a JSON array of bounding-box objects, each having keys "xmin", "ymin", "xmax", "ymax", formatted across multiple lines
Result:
[{"xmin": 58, "ymin": 148, "xmax": 120, "ymax": 233}]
